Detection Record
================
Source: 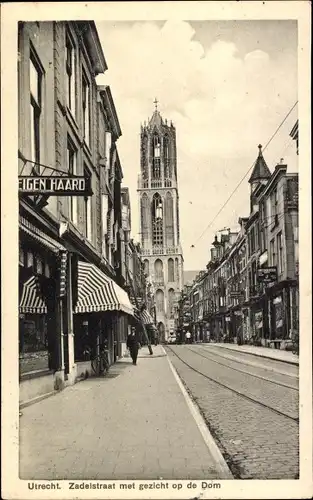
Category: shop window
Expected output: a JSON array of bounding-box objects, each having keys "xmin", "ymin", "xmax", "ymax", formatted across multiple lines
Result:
[
  {"xmin": 82, "ymin": 70, "xmax": 90, "ymax": 146},
  {"xmin": 65, "ymin": 31, "xmax": 76, "ymax": 116},
  {"xmin": 35, "ymin": 255, "xmax": 43, "ymax": 274},
  {"xmin": 27, "ymin": 251, "xmax": 34, "ymax": 268},
  {"xmin": 19, "ymin": 315, "xmax": 49, "ymax": 374},
  {"xmin": 29, "ymin": 49, "xmax": 42, "ymax": 169},
  {"xmin": 44, "ymin": 262, "xmax": 50, "ymax": 278},
  {"xmin": 67, "ymin": 138, "xmax": 78, "ymax": 225},
  {"xmin": 19, "ymin": 244, "xmax": 25, "ymax": 267}
]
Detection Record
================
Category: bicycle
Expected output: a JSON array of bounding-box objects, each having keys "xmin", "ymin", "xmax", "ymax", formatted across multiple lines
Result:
[{"xmin": 91, "ymin": 342, "xmax": 110, "ymax": 376}]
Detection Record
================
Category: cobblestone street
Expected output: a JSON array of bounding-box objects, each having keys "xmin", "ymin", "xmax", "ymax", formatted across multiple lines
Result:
[
  {"xmin": 19, "ymin": 346, "xmax": 229, "ymax": 480},
  {"xmin": 166, "ymin": 344, "xmax": 299, "ymax": 479}
]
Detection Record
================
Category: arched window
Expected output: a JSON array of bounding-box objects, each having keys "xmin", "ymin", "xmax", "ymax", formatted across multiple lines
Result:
[
  {"xmin": 154, "ymin": 259, "xmax": 163, "ymax": 281},
  {"xmin": 165, "ymin": 192, "xmax": 174, "ymax": 246},
  {"xmin": 152, "ymin": 134, "xmax": 161, "ymax": 179},
  {"xmin": 168, "ymin": 258, "xmax": 174, "ymax": 282},
  {"xmin": 163, "ymin": 135, "xmax": 172, "ymax": 179},
  {"xmin": 156, "ymin": 289, "xmax": 164, "ymax": 312},
  {"xmin": 175, "ymin": 257, "xmax": 179, "ymax": 281},
  {"xmin": 141, "ymin": 193, "xmax": 150, "ymax": 246},
  {"xmin": 144, "ymin": 259, "xmax": 149, "ymax": 276},
  {"xmin": 168, "ymin": 288, "xmax": 175, "ymax": 319},
  {"xmin": 152, "ymin": 193, "xmax": 163, "ymax": 246},
  {"xmin": 141, "ymin": 134, "xmax": 148, "ymax": 179}
]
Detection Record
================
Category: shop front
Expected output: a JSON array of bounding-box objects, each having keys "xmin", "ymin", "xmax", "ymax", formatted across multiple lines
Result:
[
  {"xmin": 266, "ymin": 279, "xmax": 297, "ymax": 347},
  {"xmin": 73, "ymin": 260, "xmax": 134, "ymax": 377},
  {"xmin": 19, "ymin": 216, "xmax": 67, "ymax": 404}
]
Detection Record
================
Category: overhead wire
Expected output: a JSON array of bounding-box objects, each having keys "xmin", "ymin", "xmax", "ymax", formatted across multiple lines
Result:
[{"xmin": 191, "ymin": 100, "xmax": 298, "ymax": 248}]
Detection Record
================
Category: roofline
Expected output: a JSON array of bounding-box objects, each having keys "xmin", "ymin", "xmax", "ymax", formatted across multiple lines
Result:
[
  {"xmin": 98, "ymin": 85, "xmax": 122, "ymax": 140},
  {"xmin": 257, "ymin": 164, "xmax": 287, "ymax": 200},
  {"xmin": 76, "ymin": 21, "xmax": 108, "ymax": 75}
]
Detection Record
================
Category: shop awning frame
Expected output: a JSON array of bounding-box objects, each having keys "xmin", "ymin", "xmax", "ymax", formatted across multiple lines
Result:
[
  {"xmin": 19, "ymin": 217, "xmax": 67, "ymax": 255},
  {"xmin": 74, "ymin": 261, "xmax": 134, "ymax": 316}
]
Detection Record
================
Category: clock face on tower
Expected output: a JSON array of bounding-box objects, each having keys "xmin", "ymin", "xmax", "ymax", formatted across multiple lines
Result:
[{"xmin": 137, "ymin": 103, "xmax": 184, "ymax": 341}]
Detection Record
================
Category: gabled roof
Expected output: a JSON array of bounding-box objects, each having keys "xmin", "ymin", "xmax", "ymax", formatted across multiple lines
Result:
[{"xmin": 248, "ymin": 144, "xmax": 271, "ymax": 184}]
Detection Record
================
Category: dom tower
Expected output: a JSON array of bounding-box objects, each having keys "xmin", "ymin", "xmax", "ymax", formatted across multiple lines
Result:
[{"xmin": 138, "ymin": 101, "xmax": 184, "ymax": 342}]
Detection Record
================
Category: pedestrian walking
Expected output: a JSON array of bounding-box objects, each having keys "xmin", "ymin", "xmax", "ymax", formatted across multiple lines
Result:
[
  {"xmin": 127, "ymin": 327, "xmax": 140, "ymax": 365},
  {"xmin": 185, "ymin": 330, "xmax": 192, "ymax": 344}
]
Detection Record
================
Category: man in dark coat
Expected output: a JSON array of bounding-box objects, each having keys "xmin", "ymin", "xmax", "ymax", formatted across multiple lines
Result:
[{"xmin": 127, "ymin": 327, "xmax": 140, "ymax": 365}]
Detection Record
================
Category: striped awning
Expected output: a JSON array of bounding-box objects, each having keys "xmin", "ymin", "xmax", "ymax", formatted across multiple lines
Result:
[
  {"xmin": 134, "ymin": 308, "xmax": 155, "ymax": 326},
  {"xmin": 19, "ymin": 216, "xmax": 67, "ymax": 255},
  {"xmin": 74, "ymin": 261, "xmax": 134, "ymax": 315},
  {"xmin": 20, "ymin": 276, "xmax": 47, "ymax": 314}
]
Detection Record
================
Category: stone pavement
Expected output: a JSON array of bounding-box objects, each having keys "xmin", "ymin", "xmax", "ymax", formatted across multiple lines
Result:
[
  {"xmin": 19, "ymin": 345, "xmax": 228, "ymax": 480},
  {"xmin": 210, "ymin": 343, "xmax": 299, "ymax": 365}
]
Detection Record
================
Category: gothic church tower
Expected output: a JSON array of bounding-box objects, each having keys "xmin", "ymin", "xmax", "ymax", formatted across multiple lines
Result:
[{"xmin": 138, "ymin": 101, "xmax": 184, "ymax": 341}]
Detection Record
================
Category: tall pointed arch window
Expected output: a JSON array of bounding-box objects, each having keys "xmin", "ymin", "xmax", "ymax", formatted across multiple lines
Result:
[
  {"xmin": 163, "ymin": 135, "xmax": 172, "ymax": 179},
  {"xmin": 156, "ymin": 289, "xmax": 164, "ymax": 312},
  {"xmin": 152, "ymin": 134, "xmax": 161, "ymax": 179},
  {"xmin": 141, "ymin": 134, "xmax": 148, "ymax": 180},
  {"xmin": 152, "ymin": 193, "xmax": 163, "ymax": 246},
  {"xmin": 168, "ymin": 258, "xmax": 174, "ymax": 282},
  {"xmin": 141, "ymin": 193, "xmax": 150, "ymax": 246},
  {"xmin": 154, "ymin": 259, "xmax": 163, "ymax": 281},
  {"xmin": 165, "ymin": 192, "xmax": 174, "ymax": 246}
]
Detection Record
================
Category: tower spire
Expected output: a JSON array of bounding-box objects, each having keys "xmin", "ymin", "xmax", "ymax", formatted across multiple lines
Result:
[{"xmin": 153, "ymin": 97, "xmax": 159, "ymax": 111}]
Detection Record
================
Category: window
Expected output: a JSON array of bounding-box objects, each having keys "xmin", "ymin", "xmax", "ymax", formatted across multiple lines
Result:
[
  {"xmin": 270, "ymin": 239, "xmax": 276, "ymax": 267},
  {"xmin": 82, "ymin": 71, "xmax": 90, "ymax": 145},
  {"xmin": 168, "ymin": 258, "xmax": 174, "ymax": 282},
  {"xmin": 66, "ymin": 33, "xmax": 76, "ymax": 116},
  {"xmin": 19, "ymin": 244, "xmax": 25, "ymax": 267},
  {"xmin": 152, "ymin": 135, "xmax": 161, "ymax": 179},
  {"xmin": 271, "ymin": 188, "xmax": 278, "ymax": 225},
  {"xmin": 67, "ymin": 139, "xmax": 77, "ymax": 225},
  {"xmin": 35, "ymin": 255, "xmax": 43, "ymax": 274},
  {"xmin": 83, "ymin": 166, "xmax": 92, "ymax": 241},
  {"xmin": 152, "ymin": 193, "xmax": 163, "ymax": 246},
  {"xmin": 277, "ymin": 232, "xmax": 284, "ymax": 274},
  {"xmin": 27, "ymin": 251, "xmax": 34, "ymax": 268},
  {"xmin": 29, "ymin": 53, "xmax": 42, "ymax": 168}
]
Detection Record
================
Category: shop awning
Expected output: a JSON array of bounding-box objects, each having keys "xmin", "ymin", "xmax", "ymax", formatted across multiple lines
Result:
[
  {"xmin": 20, "ymin": 276, "xmax": 47, "ymax": 314},
  {"xmin": 19, "ymin": 216, "xmax": 67, "ymax": 255},
  {"xmin": 74, "ymin": 261, "xmax": 134, "ymax": 315},
  {"xmin": 135, "ymin": 309, "xmax": 155, "ymax": 325}
]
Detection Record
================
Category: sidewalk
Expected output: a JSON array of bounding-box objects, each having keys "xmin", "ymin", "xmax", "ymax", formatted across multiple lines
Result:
[
  {"xmin": 209, "ymin": 343, "xmax": 299, "ymax": 365},
  {"xmin": 19, "ymin": 345, "xmax": 230, "ymax": 480}
]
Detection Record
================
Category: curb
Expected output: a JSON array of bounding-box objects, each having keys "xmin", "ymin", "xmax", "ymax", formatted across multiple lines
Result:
[
  {"xmin": 19, "ymin": 390, "xmax": 57, "ymax": 410},
  {"xmin": 163, "ymin": 346, "xmax": 233, "ymax": 479},
  {"xmin": 211, "ymin": 344, "xmax": 299, "ymax": 366}
]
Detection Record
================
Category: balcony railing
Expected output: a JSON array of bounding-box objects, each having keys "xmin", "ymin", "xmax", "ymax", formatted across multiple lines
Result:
[{"xmin": 137, "ymin": 176, "xmax": 175, "ymax": 189}]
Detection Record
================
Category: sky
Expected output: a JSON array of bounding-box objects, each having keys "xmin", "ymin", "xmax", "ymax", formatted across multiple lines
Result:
[{"xmin": 96, "ymin": 20, "xmax": 298, "ymax": 271}]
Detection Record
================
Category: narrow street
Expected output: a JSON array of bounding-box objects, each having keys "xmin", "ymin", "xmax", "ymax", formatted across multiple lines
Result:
[
  {"xmin": 165, "ymin": 344, "xmax": 299, "ymax": 479},
  {"xmin": 19, "ymin": 346, "xmax": 231, "ymax": 481}
]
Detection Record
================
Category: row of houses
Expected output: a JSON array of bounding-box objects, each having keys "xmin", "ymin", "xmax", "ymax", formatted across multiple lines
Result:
[
  {"xmin": 18, "ymin": 21, "xmax": 153, "ymax": 405},
  {"xmin": 178, "ymin": 133, "xmax": 299, "ymax": 350}
]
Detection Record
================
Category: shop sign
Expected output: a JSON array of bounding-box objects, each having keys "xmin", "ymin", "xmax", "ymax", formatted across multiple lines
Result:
[
  {"xmin": 257, "ymin": 266, "xmax": 277, "ymax": 283},
  {"xmin": 230, "ymin": 291, "xmax": 242, "ymax": 298},
  {"xmin": 19, "ymin": 176, "xmax": 93, "ymax": 196},
  {"xmin": 259, "ymin": 250, "xmax": 268, "ymax": 267},
  {"xmin": 168, "ymin": 319, "xmax": 175, "ymax": 329}
]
